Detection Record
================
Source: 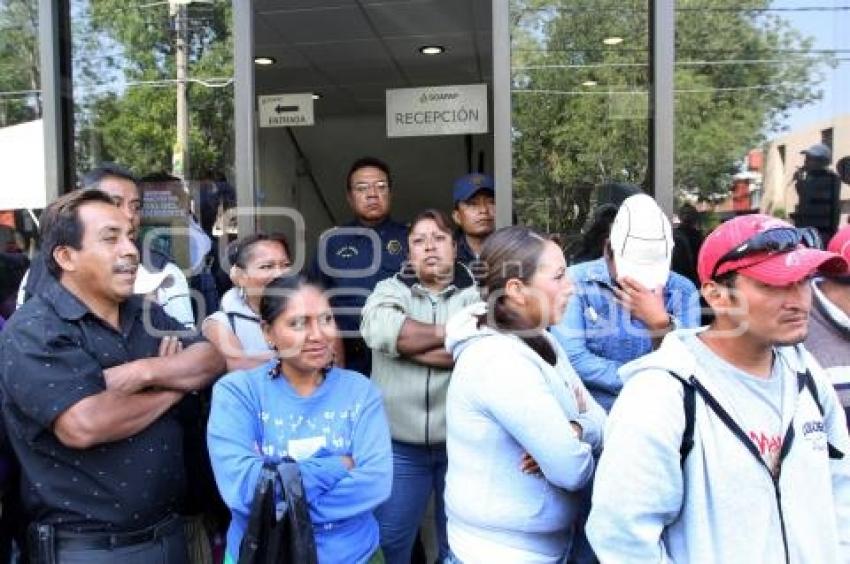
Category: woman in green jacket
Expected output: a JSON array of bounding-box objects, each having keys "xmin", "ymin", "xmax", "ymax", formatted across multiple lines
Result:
[{"xmin": 360, "ymin": 209, "xmax": 480, "ymax": 564}]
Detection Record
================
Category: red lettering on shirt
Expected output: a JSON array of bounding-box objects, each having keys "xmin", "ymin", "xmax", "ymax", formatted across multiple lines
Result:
[{"xmin": 749, "ymin": 431, "xmax": 782, "ymax": 457}]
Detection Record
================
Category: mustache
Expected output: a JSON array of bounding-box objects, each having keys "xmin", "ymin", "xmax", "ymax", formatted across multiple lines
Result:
[{"xmin": 113, "ymin": 261, "xmax": 138, "ymax": 274}]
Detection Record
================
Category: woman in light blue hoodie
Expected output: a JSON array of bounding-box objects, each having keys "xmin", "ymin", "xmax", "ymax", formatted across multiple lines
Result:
[
  {"xmin": 208, "ymin": 275, "xmax": 393, "ymax": 564},
  {"xmin": 444, "ymin": 226, "xmax": 605, "ymax": 563}
]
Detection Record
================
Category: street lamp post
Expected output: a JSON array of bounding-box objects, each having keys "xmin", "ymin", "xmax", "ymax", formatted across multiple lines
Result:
[{"xmin": 171, "ymin": 0, "xmax": 189, "ymax": 180}]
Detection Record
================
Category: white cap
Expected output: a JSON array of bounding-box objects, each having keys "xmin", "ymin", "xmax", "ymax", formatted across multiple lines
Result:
[
  {"xmin": 133, "ymin": 264, "xmax": 174, "ymax": 295},
  {"xmin": 609, "ymin": 193, "xmax": 673, "ymax": 289}
]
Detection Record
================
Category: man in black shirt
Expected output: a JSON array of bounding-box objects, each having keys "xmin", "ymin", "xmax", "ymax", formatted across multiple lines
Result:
[
  {"xmin": 0, "ymin": 190, "xmax": 224, "ymax": 563},
  {"xmin": 792, "ymin": 143, "xmax": 842, "ymax": 244}
]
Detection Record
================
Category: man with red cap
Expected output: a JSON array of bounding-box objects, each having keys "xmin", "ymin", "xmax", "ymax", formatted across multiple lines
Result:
[
  {"xmin": 804, "ymin": 225, "xmax": 850, "ymax": 428},
  {"xmin": 587, "ymin": 214, "xmax": 850, "ymax": 563}
]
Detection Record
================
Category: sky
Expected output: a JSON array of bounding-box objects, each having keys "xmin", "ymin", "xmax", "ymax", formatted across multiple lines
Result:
[{"xmin": 775, "ymin": 0, "xmax": 850, "ymax": 132}]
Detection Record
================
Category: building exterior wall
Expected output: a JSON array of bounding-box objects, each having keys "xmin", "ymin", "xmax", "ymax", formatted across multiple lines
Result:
[{"xmin": 761, "ymin": 114, "xmax": 850, "ymax": 223}]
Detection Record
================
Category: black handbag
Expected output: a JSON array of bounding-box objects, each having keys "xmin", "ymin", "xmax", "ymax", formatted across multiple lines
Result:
[{"xmin": 237, "ymin": 459, "xmax": 318, "ymax": 564}]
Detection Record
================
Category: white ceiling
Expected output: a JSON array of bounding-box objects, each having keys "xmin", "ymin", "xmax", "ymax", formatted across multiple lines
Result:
[{"xmin": 253, "ymin": 0, "xmax": 493, "ymax": 116}]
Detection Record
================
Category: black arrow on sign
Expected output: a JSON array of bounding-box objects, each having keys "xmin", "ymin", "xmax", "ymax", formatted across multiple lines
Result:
[{"xmin": 275, "ymin": 105, "xmax": 299, "ymax": 113}]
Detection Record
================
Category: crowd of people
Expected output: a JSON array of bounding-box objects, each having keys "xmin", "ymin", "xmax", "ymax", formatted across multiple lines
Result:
[{"xmin": 0, "ymin": 156, "xmax": 849, "ymax": 564}]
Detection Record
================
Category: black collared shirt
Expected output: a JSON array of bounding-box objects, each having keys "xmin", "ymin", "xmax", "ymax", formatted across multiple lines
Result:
[{"xmin": 0, "ymin": 276, "xmax": 203, "ymax": 532}]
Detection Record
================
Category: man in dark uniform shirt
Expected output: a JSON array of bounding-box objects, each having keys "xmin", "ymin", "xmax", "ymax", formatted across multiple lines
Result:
[
  {"xmin": 310, "ymin": 157, "xmax": 408, "ymax": 376},
  {"xmin": 451, "ymin": 173, "xmax": 495, "ymax": 273},
  {"xmin": 0, "ymin": 189, "xmax": 224, "ymax": 563},
  {"xmin": 792, "ymin": 143, "xmax": 842, "ymax": 244}
]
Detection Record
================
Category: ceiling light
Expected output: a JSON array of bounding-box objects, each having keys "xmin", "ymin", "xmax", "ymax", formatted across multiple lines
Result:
[
  {"xmin": 582, "ymin": 80, "xmax": 598, "ymax": 87},
  {"xmin": 603, "ymin": 37, "xmax": 624, "ymax": 45},
  {"xmin": 419, "ymin": 45, "xmax": 445, "ymax": 55},
  {"xmin": 254, "ymin": 56, "xmax": 276, "ymax": 66},
  {"xmin": 312, "ymin": 93, "xmax": 322, "ymax": 100}
]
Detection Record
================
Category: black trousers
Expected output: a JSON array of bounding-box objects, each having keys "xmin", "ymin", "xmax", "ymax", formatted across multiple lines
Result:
[{"xmin": 31, "ymin": 516, "xmax": 188, "ymax": 564}]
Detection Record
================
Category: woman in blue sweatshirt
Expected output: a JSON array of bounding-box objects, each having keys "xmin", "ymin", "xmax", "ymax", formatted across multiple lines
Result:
[{"xmin": 208, "ymin": 275, "xmax": 393, "ymax": 564}]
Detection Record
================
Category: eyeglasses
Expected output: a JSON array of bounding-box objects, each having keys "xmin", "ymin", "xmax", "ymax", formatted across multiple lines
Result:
[
  {"xmin": 351, "ymin": 181, "xmax": 390, "ymax": 194},
  {"xmin": 710, "ymin": 226, "xmax": 822, "ymax": 280}
]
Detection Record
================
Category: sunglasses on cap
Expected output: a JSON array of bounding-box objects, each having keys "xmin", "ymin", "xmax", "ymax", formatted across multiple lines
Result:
[{"xmin": 710, "ymin": 226, "xmax": 823, "ymax": 280}]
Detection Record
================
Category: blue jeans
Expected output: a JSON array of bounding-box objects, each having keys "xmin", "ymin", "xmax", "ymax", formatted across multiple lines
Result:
[{"xmin": 375, "ymin": 441, "xmax": 448, "ymax": 564}]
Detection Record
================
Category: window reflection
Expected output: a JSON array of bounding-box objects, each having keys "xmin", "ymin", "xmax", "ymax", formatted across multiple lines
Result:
[
  {"xmin": 70, "ymin": 0, "xmax": 234, "ymax": 203},
  {"xmin": 509, "ymin": 1, "xmax": 651, "ymax": 256},
  {"xmin": 0, "ymin": 0, "xmax": 41, "ymax": 255},
  {"xmin": 675, "ymin": 2, "xmax": 847, "ymax": 228}
]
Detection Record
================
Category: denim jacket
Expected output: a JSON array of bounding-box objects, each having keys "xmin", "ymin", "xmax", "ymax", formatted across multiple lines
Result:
[{"xmin": 551, "ymin": 257, "xmax": 700, "ymax": 411}]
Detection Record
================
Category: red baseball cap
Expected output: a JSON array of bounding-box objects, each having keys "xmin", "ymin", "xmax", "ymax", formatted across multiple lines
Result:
[
  {"xmin": 697, "ymin": 214, "xmax": 848, "ymax": 286},
  {"xmin": 828, "ymin": 226, "xmax": 850, "ymax": 263}
]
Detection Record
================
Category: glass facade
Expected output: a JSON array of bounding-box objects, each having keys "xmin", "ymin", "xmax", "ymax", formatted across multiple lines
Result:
[
  {"xmin": 68, "ymin": 0, "xmax": 235, "ymax": 252},
  {"xmin": 0, "ymin": 0, "xmax": 41, "ymax": 253},
  {"xmin": 3, "ymin": 1, "xmax": 849, "ymax": 250},
  {"xmin": 674, "ymin": 1, "xmax": 849, "ymax": 226},
  {"xmin": 509, "ymin": 0, "xmax": 651, "ymax": 255}
]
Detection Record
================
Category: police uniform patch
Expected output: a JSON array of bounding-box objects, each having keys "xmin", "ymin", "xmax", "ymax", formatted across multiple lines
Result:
[
  {"xmin": 387, "ymin": 240, "xmax": 402, "ymax": 255},
  {"xmin": 337, "ymin": 245, "xmax": 358, "ymax": 259}
]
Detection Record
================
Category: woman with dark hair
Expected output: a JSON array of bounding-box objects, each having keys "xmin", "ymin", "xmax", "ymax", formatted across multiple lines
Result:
[
  {"xmin": 443, "ymin": 226, "xmax": 605, "ymax": 563},
  {"xmin": 207, "ymin": 275, "xmax": 392, "ymax": 564},
  {"xmin": 360, "ymin": 209, "xmax": 480, "ymax": 564},
  {"xmin": 203, "ymin": 233, "xmax": 291, "ymax": 371}
]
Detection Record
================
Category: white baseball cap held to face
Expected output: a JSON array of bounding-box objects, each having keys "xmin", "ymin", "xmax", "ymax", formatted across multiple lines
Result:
[
  {"xmin": 133, "ymin": 264, "xmax": 174, "ymax": 296},
  {"xmin": 608, "ymin": 193, "xmax": 673, "ymax": 290}
]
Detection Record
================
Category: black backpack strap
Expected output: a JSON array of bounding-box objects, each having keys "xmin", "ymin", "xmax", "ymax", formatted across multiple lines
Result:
[
  {"xmin": 799, "ymin": 369, "xmax": 824, "ymax": 416},
  {"xmin": 688, "ymin": 376, "xmax": 784, "ymax": 476},
  {"xmin": 798, "ymin": 370, "xmax": 845, "ymax": 460},
  {"xmin": 667, "ymin": 372, "xmax": 696, "ymax": 467}
]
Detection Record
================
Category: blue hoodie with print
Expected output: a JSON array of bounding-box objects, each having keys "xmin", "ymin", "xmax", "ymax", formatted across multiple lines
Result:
[{"xmin": 208, "ymin": 363, "xmax": 392, "ymax": 564}]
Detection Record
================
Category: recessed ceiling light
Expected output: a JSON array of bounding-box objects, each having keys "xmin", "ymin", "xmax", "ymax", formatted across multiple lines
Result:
[
  {"xmin": 254, "ymin": 56, "xmax": 276, "ymax": 66},
  {"xmin": 603, "ymin": 37, "xmax": 624, "ymax": 45},
  {"xmin": 312, "ymin": 93, "xmax": 322, "ymax": 100},
  {"xmin": 582, "ymin": 80, "xmax": 598, "ymax": 87},
  {"xmin": 419, "ymin": 45, "xmax": 445, "ymax": 55}
]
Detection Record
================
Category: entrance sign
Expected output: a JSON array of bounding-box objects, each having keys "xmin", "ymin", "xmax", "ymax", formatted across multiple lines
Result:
[
  {"xmin": 386, "ymin": 84, "xmax": 488, "ymax": 137},
  {"xmin": 259, "ymin": 93, "xmax": 315, "ymax": 128}
]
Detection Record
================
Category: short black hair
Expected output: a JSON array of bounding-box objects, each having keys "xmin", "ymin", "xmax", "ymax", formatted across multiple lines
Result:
[
  {"xmin": 227, "ymin": 232, "xmax": 292, "ymax": 269},
  {"xmin": 713, "ymin": 270, "xmax": 738, "ymax": 288},
  {"xmin": 41, "ymin": 189, "xmax": 117, "ymax": 277},
  {"xmin": 259, "ymin": 275, "xmax": 323, "ymax": 325},
  {"xmin": 140, "ymin": 171, "xmax": 181, "ymax": 185},
  {"xmin": 80, "ymin": 163, "xmax": 139, "ymax": 190},
  {"xmin": 678, "ymin": 203, "xmax": 699, "ymax": 226},
  {"xmin": 346, "ymin": 157, "xmax": 392, "ymax": 192}
]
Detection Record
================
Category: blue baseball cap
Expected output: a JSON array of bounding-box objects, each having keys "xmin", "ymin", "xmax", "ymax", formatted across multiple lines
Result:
[{"xmin": 453, "ymin": 173, "xmax": 494, "ymax": 205}]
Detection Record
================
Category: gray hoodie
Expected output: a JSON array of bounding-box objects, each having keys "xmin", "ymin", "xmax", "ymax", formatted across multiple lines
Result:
[
  {"xmin": 587, "ymin": 328, "xmax": 850, "ymax": 564},
  {"xmin": 443, "ymin": 304, "xmax": 606, "ymax": 561}
]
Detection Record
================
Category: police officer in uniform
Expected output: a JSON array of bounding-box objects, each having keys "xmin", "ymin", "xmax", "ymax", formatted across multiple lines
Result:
[
  {"xmin": 309, "ymin": 157, "xmax": 407, "ymax": 376},
  {"xmin": 792, "ymin": 143, "xmax": 842, "ymax": 244}
]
